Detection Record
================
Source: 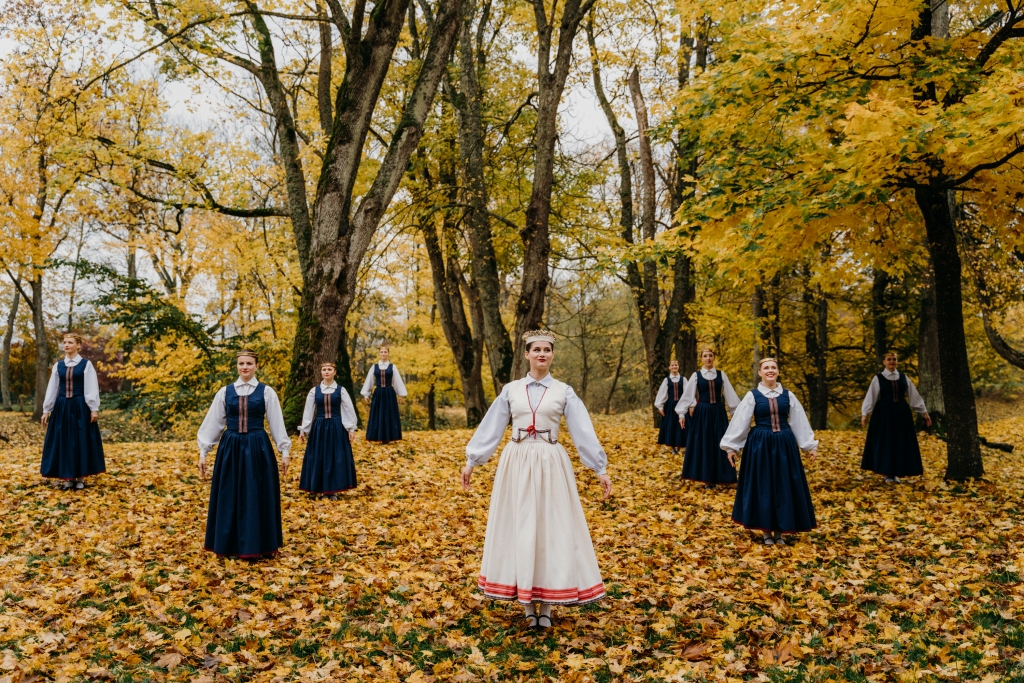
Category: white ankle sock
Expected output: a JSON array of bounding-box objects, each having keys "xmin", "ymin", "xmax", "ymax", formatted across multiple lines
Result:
[
  {"xmin": 524, "ymin": 602, "xmax": 536, "ymax": 617},
  {"xmin": 539, "ymin": 603, "xmax": 552, "ymax": 618}
]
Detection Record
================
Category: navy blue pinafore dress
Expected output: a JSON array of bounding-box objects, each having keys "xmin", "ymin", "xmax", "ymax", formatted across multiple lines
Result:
[
  {"xmin": 366, "ymin": 365, "xmax": 402, "ymax": 443},
  {"xmin": 40, "ymin": 359, "xmax": 105, "ymax": 480},
  {"xmin": 682, "ymin": 370, "xmax": 736, "ymax": 484},
  {"xmin": 204, "ymin": 383, "xmax": 283, "ymax": 558},
  {"xmin": 861, "ymin": 373, "xmax": 923, "ymax": 477},
  {"xmin": 299, "ymin": 386, "xmax": 357, "ymax": 494},
  {"xmin": 656, "ymin": 376, "xmax": 687, "ymax": 448},
  {"xmin": 732, "ymin": 389, "xmax": 816, "ymax": 533}
]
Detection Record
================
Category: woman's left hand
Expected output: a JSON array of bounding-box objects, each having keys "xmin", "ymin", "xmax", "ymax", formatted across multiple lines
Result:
[
  {"xmin": 281, "ymin": 456, "xmax": 290, "ymax": 477},
  {"xmin": 806, "ymin": 449, "xmax": 818, "ymax": 462},
  {"xmin": 90, "ymin": 411, "xmax": 98, "ymax": 423},
  {"xmin": 398, "ymin": 397, "xmax": 405, "ymax": 405},
  {"xmin": 598, "ymin": 474, "xmax": 612, "ymax": 500}
]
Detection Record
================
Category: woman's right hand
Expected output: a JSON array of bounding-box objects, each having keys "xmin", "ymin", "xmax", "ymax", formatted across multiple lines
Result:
[
  {"xmin": 727, "ymin": 451, "xmax": 737, "ymax": 467},
  {"xmin": 861, "ymin": 415, "xmax": 867, "ymax": 428},
  {"xmin": 198, "ymin": 456, "xmax": 207, "ymax": 479},
  {"xmin": 364, "ymin": 397, "xmax": 371, "ymax": 405},
  {"xmin": 598, "ymin": 474, "xmax": 612, "ymax": 500},
  {"xmin": 689, "ymin": 407, "xmax": 694, "ymax": 417},
  {"xmin": 658, "ymin": 408, "xmax": 664, "ymax": 416},
  {"xmin": 41, "ymin": 413, "xmax": 49, "ymax": 426},
  {"xmin": 298, "ymin": 432, "xmax": 306, "ymax": 443},
  {"xmin": 461, "ymin": 464, "xmax": 474, "ymax": 491}
]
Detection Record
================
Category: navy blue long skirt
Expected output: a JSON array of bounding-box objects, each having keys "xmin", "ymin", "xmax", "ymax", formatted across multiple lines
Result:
[
  {"xmin": 366, "ymin": 386, "xmax": 402, "ymax": 443},
  {"xmin": 732, "ymin": 427, "xmax": 816, "ymax": 533},
  {"xmin": 40, "ymin": 396, "xmax": 105, "ymax": 480},
  {"xmin": 299, "ymin": 419, "xmax": 357, "ymax": 494},
  {"xmin": 861, "ymin": 402, "xmax": 923, "ymax": 477},
  {"xmin": 682, "ymin": 403, "xmax": 736, "ymax": 484},
  {"xmin": 204, "ymin": 431, "xmax": 283, "ymax": 558},
  {"xmin": 657, "ymin": 403, "xmax": 687, "ymax": 448}
]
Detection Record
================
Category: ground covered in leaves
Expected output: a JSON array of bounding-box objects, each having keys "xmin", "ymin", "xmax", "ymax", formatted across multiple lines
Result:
[{"xmin": 2, "ymin": 412, "xmax": 1024, "ymax": 682}]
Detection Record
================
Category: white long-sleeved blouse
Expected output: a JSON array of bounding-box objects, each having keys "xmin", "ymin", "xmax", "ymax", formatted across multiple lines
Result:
[
  {"xmin": 465, "ymin": 373, "xmax": 608, "ymax": 475},
  {"xmin": 719, "ymin": 383, "xmax": 818, "ymax": 453},
  {"xmin": 677, "ymin": 368, "xmax": 742, "ymax": 414},
  {"xmin": 197, "ymin": 377, "xmax": 292, "ymax": 458},
  {"xmin": 861, "ymin": 370, "xmax": 928, "ymax": 415},
  {"xmin": 298, "ymin": 381, "xmax": 358, "ymax": 433},
  {"xmin": 654, "ymin": 374, "xmax": 686, "ymax": 410},
  {"xmin": 42, "ymin": 355, "xmax": 100, "ymax": 413},
  {"xmin": 360, "ymin": 362, "xmax": 408, "ymax": 398}
]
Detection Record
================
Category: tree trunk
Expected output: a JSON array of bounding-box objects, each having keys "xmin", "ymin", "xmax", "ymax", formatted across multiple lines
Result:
[
  {"xmin": 450, "ymin": 0, "xmax": 513, "ymax": 392},
  {"xmin": 872, "ymin": 269, "xmax": 889, "ymax": 366},
  {"xmin": 752, "ymin": 285, "xmax": 768, "ymax": 386},
  {"xmin": 918, "ymin": 263, "xmax": 944, "ymax": 417},
  {"xmin": 2, "ymin": 279, "xmax": 20, "ymax": 411},
  {"xmin": 914, "ymin": 185, "xmax": 982, "ymax": 480},
  {"xmin": 283, "ymin": 0, "xmax": 462, "ymax": 426},
  {"xmin": 511, "ymin": 0, "xmax": 597, "ymax": 378},
  {"xmin": 30, "ymin": 274, "xmax": 49, "ymax": 422},
  {"xmin": 604, "ymin": 313, "xmax": 632, "ymax": 415},
  {"xmin": 802, "ymin": 277, "xmax": 828, "ymax": 430}
]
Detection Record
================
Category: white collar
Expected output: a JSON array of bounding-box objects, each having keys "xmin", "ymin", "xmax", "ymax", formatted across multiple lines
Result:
[
  {"xmin": 320, "ymin": 380, "xmax": 338, "ymax": 390},
  {"xmin": 234, "ymin": 376, "xmax": 259, "ymax": 387},
  {"xmin": 64, "ymin": 354, "xmax": 82, "ymax": 363},
  {"xmin": 881, "ymin": 369, "xmax": 900, "ymax": 379},
  {"xmin": 377, "ymin": 360, "xmax": 391, "ymax": 368},
  {"xmin": 526, "ymin": 372, "xmax": 553, "ymax": 386},
  {"xmin": 668, "ymin": 372, "xmax": 680, "ymax": 379},
  {"xmin": 700, "ymin": 367, "xmax": 717, "ymax": 376},
  {"xmin": 756, "ymin": 382, "xmax": 784, "ymax": 396}
]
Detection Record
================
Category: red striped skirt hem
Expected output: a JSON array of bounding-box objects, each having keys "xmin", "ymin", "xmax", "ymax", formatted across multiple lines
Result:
[{"xmin": 477, "ymin": 576, "xmax": 606, "ymax": 605}]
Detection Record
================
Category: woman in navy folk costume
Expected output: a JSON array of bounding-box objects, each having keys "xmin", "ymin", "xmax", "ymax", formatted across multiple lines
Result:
[
  {"xmin": 678, "ymin": 348, "xmax": 741, "ymax": 488},
  {"xmin": 298, "ymin": 361, "xmax": 358, "ymax": 498},
  {"xmin": 361, "ymin": 346, "xmax": 407, "ymax": 443},
  {"xmin": 40, "ymin": 333, "xmax": 105, "ymax": 490},
  {"xmin": 654, "ymin": 360, "xmax": 687, "ymax": 454},
  {"xmin": 722, "ymin": 358, "xmax": 818, "ymax": 546},
  {"xmin": 462, "ymin": 330, "xmax": 612, "ymax": 629},
  {"xmin": 860, "ymin": 351, "xmax": 931, "ymax": 483},
  {"xmin": 197, "ymin": 350, "xmax": 291, "ymax": 558}
]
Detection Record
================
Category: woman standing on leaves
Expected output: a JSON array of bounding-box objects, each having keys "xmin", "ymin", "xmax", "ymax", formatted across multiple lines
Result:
[
  {"xmin": 462, "ymin": 330, "xmax": 612, "ymax": 630},
  {"xmin": 298, "ymin": 361, "xmax": 358, "ymax": 499},
  {"xmin": 678, "ymin": 348, "xmax": 741, "ymax": 488},
  {"xmin": 361, "ymin": 345, "xmax": 407, "ymax": 444},
  {"xmin": 654, "ymin": 359, "xmax": 687, "ymax": 454},
  {"xmin": 197, "ymin": 350, "xmax": 291, "ymax": 558},
  {"xmin": 860, "ymin": 351, "xmax": 931, "ymax": 483},
  {"xmin": 40, "ymin": 333, "xmax": 105, "ymax": 490},
  {"xmin": 722, "ymin": 358, "xmax": 818, "ymax": 546}
]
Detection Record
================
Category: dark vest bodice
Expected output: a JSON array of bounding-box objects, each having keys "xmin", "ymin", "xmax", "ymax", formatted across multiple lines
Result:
[
  {"xmin": 753, "ymin": 389, "xmax": 791, "ymax": 432},
  {"xmin": 315, "ymin": 385, "xmax": 343, "ymax": 420},
  {"xmin": 226, "ymin": 383, "xmax": 266, "ymax": 433},
  {"xmin": 374, "ymin": 364, "xmax": 394, "ymax": 389},
  {"xmin": 878, "ymin": 373, "xmax": 908, "ymax": 404},
  {"xmin": 56, "ymin": 359, "xmax": 89, "ymax": 400},
  {"xmin": 665, "ymin": 376, "xmax": 682, "ymax": 404},
  {"xmin": 696, "ymin": 370, "xmax": 724, "ymax": 404}
]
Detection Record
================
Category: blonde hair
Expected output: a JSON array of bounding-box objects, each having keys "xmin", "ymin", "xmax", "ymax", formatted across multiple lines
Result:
[
  {"xmin": 757, "ymin": 357, "xmax": 779, "ymax": 369},
  {"xmin": 699, "ymin": 347, "xmax": 717, "ymax": 358},
  {"xmin": 236, "ymin": 349, "xmax": 259, "ymax": 364},
  {"xmin": 63, "ymin": 332, "xmax": 84, "ymax": 345},
  {"xmin": 883, "ymin": 351, "xmax": 898, "ymax": 360},
  {"xmin": 320, "ymin": 361, "xmax": 337, "ymax": 369}
]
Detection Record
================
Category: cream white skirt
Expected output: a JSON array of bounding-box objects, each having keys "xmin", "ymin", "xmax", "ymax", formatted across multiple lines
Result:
[{"xmin": 477, "ymin": 439, "xmax": 605, "ymax": 605}]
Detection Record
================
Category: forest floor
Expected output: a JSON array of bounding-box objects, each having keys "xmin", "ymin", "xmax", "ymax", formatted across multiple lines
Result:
[{"xmin": 1, "ymin": 409, "xmax": 1024, "ymax": 682}]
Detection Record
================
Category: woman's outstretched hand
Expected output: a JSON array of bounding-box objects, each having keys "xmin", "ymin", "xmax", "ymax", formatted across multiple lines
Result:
[
  {"xmin": 461, "ymin": 464, "xmax": 474, "ymax": 491},
  {"xmin": 598, "ymin": 474, "xmax": 612, "ymax": 500}
]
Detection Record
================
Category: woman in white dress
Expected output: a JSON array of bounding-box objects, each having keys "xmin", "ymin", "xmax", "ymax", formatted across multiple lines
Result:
[{"xmin": 461, "ymin": 330, "xmax": 612, "ymax": 629}]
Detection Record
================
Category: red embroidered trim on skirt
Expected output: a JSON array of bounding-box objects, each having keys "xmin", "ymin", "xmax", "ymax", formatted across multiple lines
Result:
[{"xmin": 477, "ymin": 576, "xmax": 605, "ymax": 603}]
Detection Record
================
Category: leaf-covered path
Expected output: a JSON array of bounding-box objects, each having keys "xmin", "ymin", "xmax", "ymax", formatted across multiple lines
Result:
[{"xmin": 2, "ymin": 416, "xmax": 1024, "ymax": 682}]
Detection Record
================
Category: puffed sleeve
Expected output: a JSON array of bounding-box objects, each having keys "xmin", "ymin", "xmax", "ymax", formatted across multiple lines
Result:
[
  {"xmin": 720, "ymin": 391, "xmax": 756, "ymax": 453},
  {"xmin": 360, "ymin": 368, "xmax": 375, "ymax": 399},
  {"xmin": 392, "ymin": 366, "xmax": 408, "ymax": 397},
  {"xmin": 83, "ymin": 360, "xmax": 101, "ymax": 411},
  {"xmin": 339, "ymin": 388, "xmax": 357, "ymax": 431},
  {"xmin": 298, "ymin": 387, "xmax": 317, "ymax": 435},
  {"xmin": 197, "ymin": 387, "xmax": 228, "ymax": 457},
  {"xmin": 262, "ymin": 386, "xmax": 292, "ymax": 455},
  {"xmin": 905, "ymin": 376, "xmax": 928, "ymax": 414},
  {"xmin": 654, "ymin": 378, "xmax": 669, "ymax": 410},
  {"xmin": 720, "ymin": 371, "xmax": 741, "ymax": 411},
  {"xmin": 466, "ymin": 384, "xmax": 512, "ymax": 467},
  {"xmin": 860, "ymin": 376, "xmax": 880, "ymax": 416},
  {"xmin": 787, "ymin": 392, "xmax": 819, "ymax": 451},
  {"xmin": 564, "ymin": 386, "xmax": 608, "ymax": 475},
  {"xmin": 42, "ymin": 363, "xmax": 60, "ymax": 414},
  {"xmin": 678, "ymin": 373, "xmax": 698, "ymax": 414}
]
